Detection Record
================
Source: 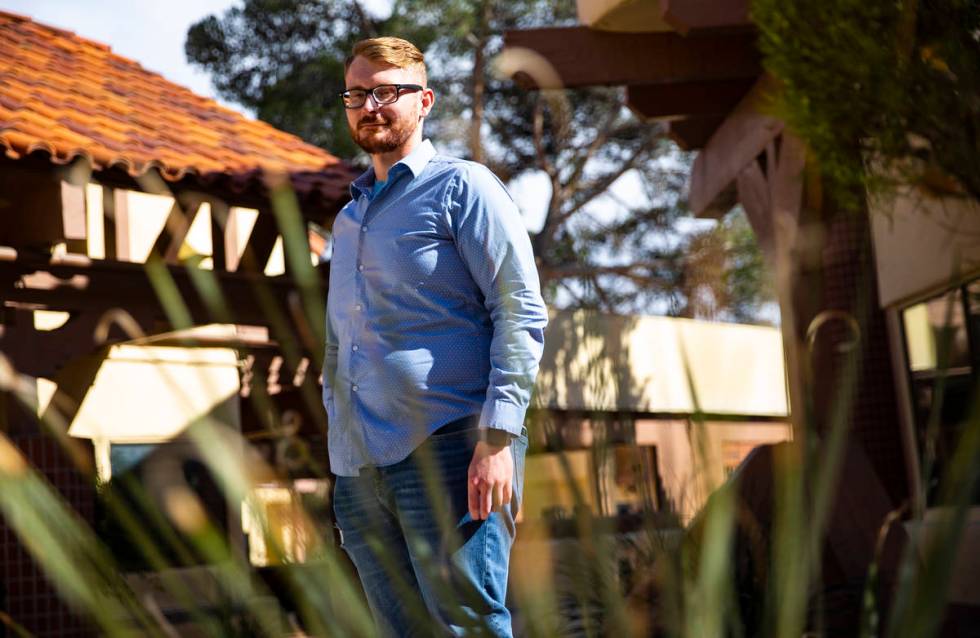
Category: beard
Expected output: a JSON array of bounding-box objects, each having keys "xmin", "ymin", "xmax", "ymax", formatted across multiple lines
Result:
[{"xmin": 349, "ymin": 110, "xmax": 419, "ymax": 154}]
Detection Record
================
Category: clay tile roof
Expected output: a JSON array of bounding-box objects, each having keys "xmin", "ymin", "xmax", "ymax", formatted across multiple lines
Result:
[{"xmin": 0, "ymin": 10, "xmax": 356, "ymax": 201}]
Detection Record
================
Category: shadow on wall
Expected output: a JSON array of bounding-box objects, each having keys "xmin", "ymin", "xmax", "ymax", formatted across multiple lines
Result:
[{"xmin": 534, "ymin": 309, "xmax": 643, "ymax": 417}]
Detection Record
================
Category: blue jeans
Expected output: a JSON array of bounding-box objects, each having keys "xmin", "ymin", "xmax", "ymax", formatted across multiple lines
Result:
[{"xmin": 333, "ymin": 425, "xmax": 527, "ymax": 637}]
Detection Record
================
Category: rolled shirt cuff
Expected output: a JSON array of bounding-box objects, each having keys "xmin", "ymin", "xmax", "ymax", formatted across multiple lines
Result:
[{"xmin": 479, "ymin": 400, "xmax": 526, "ymax": 437}]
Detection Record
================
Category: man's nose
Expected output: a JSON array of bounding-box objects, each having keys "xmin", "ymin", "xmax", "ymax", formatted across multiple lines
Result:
[{"xmin": 362, "ymin": 94, "xmax": 381, "ymax": 112}]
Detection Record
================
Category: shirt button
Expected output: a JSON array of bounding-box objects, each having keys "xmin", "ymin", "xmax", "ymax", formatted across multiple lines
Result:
[
  {"xmin": 352, "ymin": 385, "xmax": 359, "ymax": 392},
  {"xmin": 361, "ymin": 226, "xmax": 368, "ymax": 232},
  {"xmin": 355, "ymin": 304, "xmax": 363, "ymax": 311},
  {"xmin": 357, "ymin": 264, "xmax": 364, "ymax": 272},
  {"xmin": 352, "ymin": 345, "xmax": 359, "ymax": 351}
]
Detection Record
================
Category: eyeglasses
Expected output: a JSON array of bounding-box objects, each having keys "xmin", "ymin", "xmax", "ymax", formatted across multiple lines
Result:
[{"xmin": 339, "ymin": 83, "xmax": 424, "ymax": 109}]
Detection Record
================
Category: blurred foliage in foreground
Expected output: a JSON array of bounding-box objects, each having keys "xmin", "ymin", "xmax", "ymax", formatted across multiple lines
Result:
[
  {"xmin": 1, "ymin": 1, "xmax": 979, "ymax": 637},
  {"xmin": 0, "ymin": 182, "xmax": 977, "ymax": 637}
]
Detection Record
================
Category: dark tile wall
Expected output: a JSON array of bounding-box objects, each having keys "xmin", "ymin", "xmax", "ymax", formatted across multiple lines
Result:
[
  {"xmin": 0, "ymin": 427, "xmax": 97, "ymax": 638},
  {"xmin": 816, "ymin": 208, "xmax": 909, "ymax": 504}
]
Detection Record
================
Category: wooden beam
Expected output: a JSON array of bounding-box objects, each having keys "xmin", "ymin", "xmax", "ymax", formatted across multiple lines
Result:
[
  {"xmin": 577, "ymin": 0, "xmax": 671, "ymax": 32},
  {"xmin": 735, "ymin": 158, "xmax": 774, "ymax": 257},
  {"xmin": 239, "ymin": 212, "xmax": 280, "ymax": 275},
  {"xmin": 689, "ymin": 75, "xmax": 784, "ymax": 217},
  {"xmin": 502, "ymin": 26, "xmax": 760, "ymax": 89},
  {"xmin": 150, "ymin": 200, "xmax": 192, "ymax": 264},
  {"xmin": 769, "ymin": 132, "xmax": 807, "ymax": 223},
  {"xmin": 0, "ymin": 308, "xmax": 102, "ymax": 379},
  {"xmin": 661, "ymin": 0, "xmax": 751, "ymax": 34},
  {"xmin": 210, "ymin": 200, "xmax": 229, "ymax": 272},
  {"xmin": 627, "ymin": 79, "xmax": 754, "ymax": 120},
  {"xmin": 729, "ymin": 131, "xmax": 807, "ymax": 447},
  {"xmin": 666, "ymin": 116, "xmax": 725, "ymax": 151},
  {"xmin": 101, "ymin": 186, "xmax": 118, "ymax": 260},
  {"xmin": 0, "ymin": 254, "xmax": 322, "ymax": 331},
  {"xmin": 576, "ymin": 0, "xmax": 750, "ymax": 34}
]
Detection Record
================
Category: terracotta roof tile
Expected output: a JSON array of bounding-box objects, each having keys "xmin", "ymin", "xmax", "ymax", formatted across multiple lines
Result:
[{"xmin": 0, "ymin": 9, "xmax": 356, "ymax": 204}]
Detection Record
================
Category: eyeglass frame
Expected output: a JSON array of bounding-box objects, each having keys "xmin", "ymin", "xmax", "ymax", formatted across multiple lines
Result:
[{"xmin": 339, "ymin": 83, "xmax": 425, "ymax": 109}]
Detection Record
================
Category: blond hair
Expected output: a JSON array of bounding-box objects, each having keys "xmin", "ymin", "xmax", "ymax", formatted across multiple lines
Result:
[{"xmin": 345, "ymin": 37, "xmax": 427, "ymax": 84}]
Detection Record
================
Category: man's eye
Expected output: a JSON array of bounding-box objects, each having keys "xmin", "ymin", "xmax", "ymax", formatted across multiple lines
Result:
[{"xmin": 374, "ymin": 86, "xmax": 398, "ymax": 101}]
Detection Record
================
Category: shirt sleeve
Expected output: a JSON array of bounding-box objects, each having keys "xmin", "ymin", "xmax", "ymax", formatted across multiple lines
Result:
[{"xmin": 448, "ymin": 164, "xmax": 548, "ymax": 435}]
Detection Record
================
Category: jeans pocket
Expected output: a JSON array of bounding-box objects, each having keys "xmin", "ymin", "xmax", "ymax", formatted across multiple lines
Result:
[
  {"xmin": 510, "ymin": 433, "xmax": 528, "ymax": 518},
  {"xmin": 332, "ymin": 477, "xmax": 352, "ymax": 551},
  {"xmin": 333, "ymin": 522, "xmax": 346, "ymax": 549}
]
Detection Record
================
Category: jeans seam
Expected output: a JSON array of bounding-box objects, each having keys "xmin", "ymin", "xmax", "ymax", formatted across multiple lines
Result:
[{"xmin": 482, "ymin": 514, "xmax": 490, "ymax": 614}]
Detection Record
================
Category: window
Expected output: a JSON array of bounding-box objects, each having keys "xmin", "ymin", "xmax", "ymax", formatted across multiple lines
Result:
[
  {"xmin": 96, "ymin": 442, "xmax": 230, "ymax": 571},
  {"xmin": 243, "ymin": 479, "xmax": 331, "ymax": 567},
  {"xmin": 599, "ymin": 445, "xmax": 665, "ymax": 517},
  {"xmin": 902, "ymin": 282, "xmax": 980, "ymax": 505}
]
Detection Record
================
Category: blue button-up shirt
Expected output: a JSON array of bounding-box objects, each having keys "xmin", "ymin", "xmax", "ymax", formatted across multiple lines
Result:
[{"xmin": 323, "ymin": 140, "xmax": 548, "ymax": 476}]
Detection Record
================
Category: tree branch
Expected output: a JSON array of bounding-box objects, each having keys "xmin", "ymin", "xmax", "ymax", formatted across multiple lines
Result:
[
  {"xmin": 533, "ymin": 94, "xmax": 558, "ymax": 179},
  {"xmin": 349, "ymin": 1, "xmax": 380, "ymax": 37},
  {"xmin": 559, "ymin": 105, "xmax": 621, "ymax": 199},
  {"xmin": 558, "ymin": 278, "xmax": 588, "ymax": 307},
  {"xmin": 540, "ymin": 260, "xmax": 671, "ymax": 284},
  {"xmin": 555, "ymin": 143, "xmax": 648, "ymax": 226},
  {"xmin": 588, "ymin": 272, "xmax": 614, "ymax": 312}
]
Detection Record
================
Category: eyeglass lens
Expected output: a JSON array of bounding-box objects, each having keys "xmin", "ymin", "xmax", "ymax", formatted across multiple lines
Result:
[{"xmin": 343, "ymin": 85, "xmax": 401, "ymax": 108}]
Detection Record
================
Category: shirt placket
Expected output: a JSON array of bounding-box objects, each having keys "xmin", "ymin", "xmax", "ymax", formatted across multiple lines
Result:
[
  {"xmin": 349, "ymin": 192, "xmax": 372, "ymax": 469},
  {"xmin": 352, "ymin": 194, "xmax": 369, "ymax": 393}
]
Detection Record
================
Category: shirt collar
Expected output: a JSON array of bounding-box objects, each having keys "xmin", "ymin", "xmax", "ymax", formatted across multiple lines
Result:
[
  {"xmin": 350, "ymin": 139, "xmax": 436, "ymax": 199},
  {"xmin": 398, "ymin": 138, "xmax": 436, "ymax": 177}
]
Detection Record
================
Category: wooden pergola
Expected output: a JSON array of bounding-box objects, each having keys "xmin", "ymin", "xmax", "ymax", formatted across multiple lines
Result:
[
  {"xmin": 504, "ymin": 9, "xmax": 915, "ymax": 627},
  {"xmin": 504, "ymin": 0, "xmax": 909, "ymax": 504}
]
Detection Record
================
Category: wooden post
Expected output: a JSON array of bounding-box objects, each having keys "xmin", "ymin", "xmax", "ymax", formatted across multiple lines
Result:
[
  {"xmin": 733, "ymin": 132, "xmax": 809, "ymax": 443},
  {"xmin": 101, "ymin": 186, "xmax": 118, "ymax": 261},
  {"xmin": 210, "ymin": 199, "xmax": 229, "ymax": 272},
  {"xmin": 239, "ymin": 212, "xmax": 280, "ymax": 275}
]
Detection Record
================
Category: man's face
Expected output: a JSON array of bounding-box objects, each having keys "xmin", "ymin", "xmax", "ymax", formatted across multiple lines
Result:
[{"xmin": 344, "ymin": 56, "xmax": 431, "ymax": 155}]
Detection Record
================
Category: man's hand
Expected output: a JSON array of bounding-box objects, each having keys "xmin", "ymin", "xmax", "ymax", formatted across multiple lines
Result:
[{"xmin": 467, "ymin": 440, "xmax": 514, "ymax": 521}]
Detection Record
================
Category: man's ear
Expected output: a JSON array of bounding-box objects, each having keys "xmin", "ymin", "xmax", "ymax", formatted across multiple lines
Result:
[{"xmin": 420, "ymin": 87, "xmax": 435, "ymax": 118}]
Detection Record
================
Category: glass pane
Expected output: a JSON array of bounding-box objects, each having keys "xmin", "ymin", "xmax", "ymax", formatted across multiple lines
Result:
[
  {"xmin": 966, "ymin": 280, "xmax": 980, "ymax": 367},
  {"xmin": 601, "ymin": 445, "xmax": 661, "ymax": 516},
  {"xmin": 903, "ymin": 289, "xmax": 970, "ymax": 373},
  {"xmin": 522, "ymin": 450, "xmax": 596, "ymax": 525},
  {"xmin": 904, "ymin": 283, "xmax": 979, "ymax": 506},
  {"xmin": 109, "ymin": 443, "xmax": 156, "ymax": 476}
]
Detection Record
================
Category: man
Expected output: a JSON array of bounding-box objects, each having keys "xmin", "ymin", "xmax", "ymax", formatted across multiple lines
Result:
[{"xmin": 322, "ymin": 37, "xmax": 547, "ymax": 637}]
